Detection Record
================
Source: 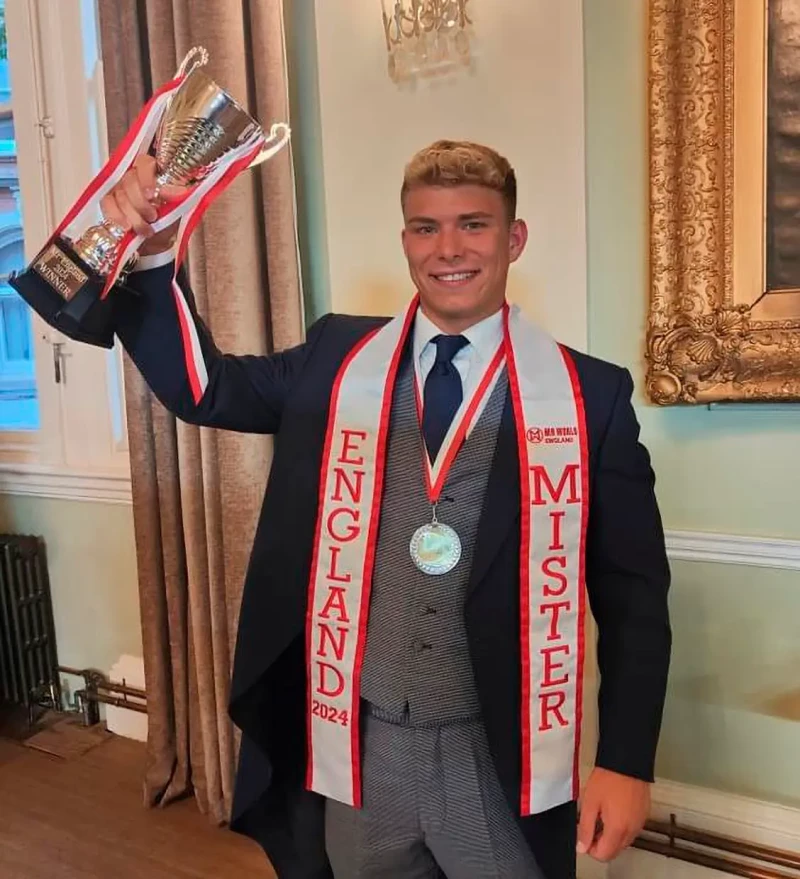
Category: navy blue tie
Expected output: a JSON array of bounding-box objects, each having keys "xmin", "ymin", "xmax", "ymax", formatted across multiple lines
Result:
[{"xmin": 422, "ymin": 334, "xmax": 469, "ymax": 461}]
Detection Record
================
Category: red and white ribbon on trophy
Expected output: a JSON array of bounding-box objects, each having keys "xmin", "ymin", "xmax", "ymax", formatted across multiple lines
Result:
[
  {"xmin": 44, "ymin": 47, "xmax": 290, "ymax": 399},
  {"xmin": 48, "ymin": 46, "xmax": 290, "ymax": 290}
]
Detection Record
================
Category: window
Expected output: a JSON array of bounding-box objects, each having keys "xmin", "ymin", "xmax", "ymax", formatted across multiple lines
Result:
[
  {"xmin": 0, "ymin": 0, "xmax": 130, "ymax": 502},
  {"xmin": 0, "ymin": 7, "xmax": 37, "ymax": 431}
]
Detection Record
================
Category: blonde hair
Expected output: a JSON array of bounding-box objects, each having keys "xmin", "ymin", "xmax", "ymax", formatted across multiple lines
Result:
[{"xmin": 401, "ymin": 140, "xmax": 517, "ymax": 220}]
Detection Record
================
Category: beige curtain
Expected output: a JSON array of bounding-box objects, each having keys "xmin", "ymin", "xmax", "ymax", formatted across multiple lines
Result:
[{"xmin": 97, "ymin": 0, "xmax": 303, "ymax": 825}]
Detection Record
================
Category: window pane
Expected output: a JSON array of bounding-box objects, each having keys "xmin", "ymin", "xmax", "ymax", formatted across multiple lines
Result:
[{"xmin": 0, "ymin": 0, "xmax": 39, "ymax": 431}]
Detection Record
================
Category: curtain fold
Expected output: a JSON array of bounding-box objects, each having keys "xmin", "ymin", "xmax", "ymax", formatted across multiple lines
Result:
[{"xmin": 97, "ymin": 0, "xmax": 302, "ymax": 824}]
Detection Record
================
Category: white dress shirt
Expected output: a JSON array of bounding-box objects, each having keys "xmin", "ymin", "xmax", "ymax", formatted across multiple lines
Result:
[
  {"xmin": 414, "ymin": 306, "xmax": 504, "ymax": 396},
  {"xmin": 413, "ymin": 306, "xmax": 506, "ymax": 455}
]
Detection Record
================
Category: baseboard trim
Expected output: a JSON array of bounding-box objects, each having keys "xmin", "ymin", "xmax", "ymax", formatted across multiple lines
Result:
[
  {"xmin": 651, "ymin": 777, "xmax": 800, "ymax": 852},
  {"xmin": 665, "ymin": 529, "xmax": 800, "ymax": 570}
]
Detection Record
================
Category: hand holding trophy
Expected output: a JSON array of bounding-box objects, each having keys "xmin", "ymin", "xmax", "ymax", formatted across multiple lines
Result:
[
  {"xmin": 10, "ymin": 47, "xmax": 290, "ymax": 348},
  {"xmin": 99, "ymin": 154, "xmax": 188, "ymax": 257}
]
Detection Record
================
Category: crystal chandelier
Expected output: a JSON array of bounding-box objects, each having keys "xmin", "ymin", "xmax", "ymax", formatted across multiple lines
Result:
[{"xmin": 381, "ymin": 0, "xmax": 474, "ymax": 84}]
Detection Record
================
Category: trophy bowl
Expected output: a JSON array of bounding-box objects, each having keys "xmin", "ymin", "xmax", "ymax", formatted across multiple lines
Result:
[{"xmin": 9, "ymin": 50, "xmax": 289, "ymax": 349}]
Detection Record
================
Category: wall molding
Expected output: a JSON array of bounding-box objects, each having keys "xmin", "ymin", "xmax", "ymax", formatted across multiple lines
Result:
[
  {"xmin": 665, "ymin": 529, "xmax": 800, "ymax": 571},
  {"xmin": 0, "ymin": 465, "xmax": 132, "ymax": 504}
]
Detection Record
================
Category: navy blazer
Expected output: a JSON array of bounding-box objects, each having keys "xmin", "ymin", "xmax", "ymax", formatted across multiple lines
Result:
[{"xmin": 117, "ymin": 264, "xmax": 671, "ymax": 879}]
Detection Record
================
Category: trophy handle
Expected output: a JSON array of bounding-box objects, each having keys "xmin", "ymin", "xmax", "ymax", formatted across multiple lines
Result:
[
  {"xmin": 156, "ymin": 48, "xmax": 210, "ymax": 150},
  {"xmin": 248, "ymin": 123, "xmax": 292, "ymax": 169},
  {"xmin": 176, "ymin": 46, "xmax": 209, "ymax": 79}
]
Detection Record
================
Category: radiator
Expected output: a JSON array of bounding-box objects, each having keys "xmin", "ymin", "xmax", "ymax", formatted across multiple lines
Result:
[{"xmin": 0, "ymin": 534, "xmax": 60, "ymax": 710}]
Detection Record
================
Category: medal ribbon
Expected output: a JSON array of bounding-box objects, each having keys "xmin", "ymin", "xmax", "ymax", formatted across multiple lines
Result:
[{"xmin": 414, "ymin": 333, "xmax": 506, "ymax": 508}]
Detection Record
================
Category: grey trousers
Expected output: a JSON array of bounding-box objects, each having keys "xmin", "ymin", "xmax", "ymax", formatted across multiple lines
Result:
[{"xmin": 324, "ymin": 710, "xmax": 544, "ymax": 878}]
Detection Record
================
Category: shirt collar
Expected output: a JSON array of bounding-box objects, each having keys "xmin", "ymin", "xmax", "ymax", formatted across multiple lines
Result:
[{"xmin": 413, "ymin": 305, "xmax": 505, "ymax": 367}]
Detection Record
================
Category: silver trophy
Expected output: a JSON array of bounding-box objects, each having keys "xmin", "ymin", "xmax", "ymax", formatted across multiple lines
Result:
[{"xmin": 10, "ymin": 47, "xmax": 290, "ymax": 348}]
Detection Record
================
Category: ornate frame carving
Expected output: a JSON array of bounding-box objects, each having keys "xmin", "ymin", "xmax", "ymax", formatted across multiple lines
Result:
[{"xmin": 646, "ymin": 0, "xmax": 800, "ymax": 404}]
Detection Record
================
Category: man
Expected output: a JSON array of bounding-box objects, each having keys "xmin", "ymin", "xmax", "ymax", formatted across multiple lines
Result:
[{"xmin": 108, "ymin": 140, "xmax": 671, "ymax": 879}]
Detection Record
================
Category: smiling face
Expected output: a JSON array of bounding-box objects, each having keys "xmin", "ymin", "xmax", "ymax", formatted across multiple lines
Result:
[{"xmin": 402, "ymin": 183, "xmax": 528, "ymax": 333}]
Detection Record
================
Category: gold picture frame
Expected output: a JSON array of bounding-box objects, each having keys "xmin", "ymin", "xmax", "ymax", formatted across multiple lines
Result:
[{"xmin": 646, "ymin": 0, "xmax": 800, "ymax": 404}]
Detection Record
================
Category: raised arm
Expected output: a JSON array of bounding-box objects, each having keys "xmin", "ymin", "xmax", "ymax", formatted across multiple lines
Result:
[
  {"xmin": 104, "ymin": 153, "xmax": 321, "ymax": 433},
  {"xmin": 115, "ymin": 261, "xmax": 326, "ymax": 433}
]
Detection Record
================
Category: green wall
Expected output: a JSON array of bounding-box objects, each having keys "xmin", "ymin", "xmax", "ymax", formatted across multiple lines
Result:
[
  {"xmin": 0, "ymin": 495, "xmax": 142, "ymax": 679},
  {"xmin": 584, "ymin": 0, "xmax": 800, "ymax": 806},
  {"xmin": 584, "ymin": 1, "xmax": 800, "ymax": 539},
  {"xmin": 284, "ymin": 0, "xmax": 331, "ymax": 329}
]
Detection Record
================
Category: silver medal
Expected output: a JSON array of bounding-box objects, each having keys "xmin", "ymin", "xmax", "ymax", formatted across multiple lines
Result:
[{"xmin": 410, "ymin": 520, "xmax": 462, "ymax": 575}]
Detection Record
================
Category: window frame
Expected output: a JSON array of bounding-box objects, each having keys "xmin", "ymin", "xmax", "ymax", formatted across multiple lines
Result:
[{"xmin": 1, "ymin": 0, "xmax": 131, "ymax": 503}]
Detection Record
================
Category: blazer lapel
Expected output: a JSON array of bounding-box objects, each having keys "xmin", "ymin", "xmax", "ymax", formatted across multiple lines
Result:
[{"xmin": 467, "ymin": 390, "xmax": 520, "ymax": 597}]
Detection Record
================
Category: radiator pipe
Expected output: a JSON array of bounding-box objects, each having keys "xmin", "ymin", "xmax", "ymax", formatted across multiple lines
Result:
[
  {"xmin": 96, "ymin": 681, "xmax": 147, "ymax": 700},
  {"xmin": 643, "ymin": 817, "xmax": 800, "ymax": 871},
  {"xmin": 58, "ymin": 666, "xmax": 147, "ymax": 725},
  {"xmin": 632, "ymin": 813, "xmax": 800, "ymax": 878},
  {"xmin": 81, "ymin": 690, "xmax": 147, "ymax": 714},
  {"xmin": 632, "ymin": 836, "xmax": 798, "ymax": 879},
  {"xmin": 58, "ymin": 666, "xmax": 146, "ymax": 700}
]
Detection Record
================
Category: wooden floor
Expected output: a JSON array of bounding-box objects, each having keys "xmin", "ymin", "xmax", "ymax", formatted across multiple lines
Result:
[{"xmin": 0, "ymin": 732, "xmax": 276, "ymax": 879}]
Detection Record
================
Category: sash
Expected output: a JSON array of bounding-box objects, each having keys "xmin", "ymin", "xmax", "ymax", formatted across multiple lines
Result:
[{"xmin": 305, "ymin": 298, "xmax": 588, "ymax": 815}]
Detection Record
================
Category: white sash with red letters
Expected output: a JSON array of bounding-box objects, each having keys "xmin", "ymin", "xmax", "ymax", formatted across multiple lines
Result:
[{"xmin": 305, "ymin": 298, "xmax": 588, "ymax": 815}]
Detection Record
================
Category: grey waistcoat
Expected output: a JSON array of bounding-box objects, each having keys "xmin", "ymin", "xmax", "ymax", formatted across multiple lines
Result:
[{"xmin": 360, "ymin": 354, "xmax": 508, "ymax": 725}]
